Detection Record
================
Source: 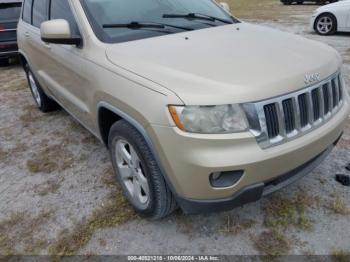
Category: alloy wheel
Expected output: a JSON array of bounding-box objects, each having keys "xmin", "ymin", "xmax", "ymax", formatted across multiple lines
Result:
[
  {"xmin": 115, "ymin": 140, "xmax": 150, "ymax": 209},
  {"xmin": 317, "ymin": 16, "xmax": 333, "ymax": 34},
  {"xmin": 28, "ymin": 71, "xmax": 42, "ymax": 107}
]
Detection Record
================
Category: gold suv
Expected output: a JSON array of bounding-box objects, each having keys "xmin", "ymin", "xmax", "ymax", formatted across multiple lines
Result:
[{"xmin": 18, "ymin": 0, "xmax": 349, "ymax": 218}]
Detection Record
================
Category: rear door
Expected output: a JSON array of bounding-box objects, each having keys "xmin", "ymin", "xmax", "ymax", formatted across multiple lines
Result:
[
  {"xmin": 18, "ymin": 0, "xmax": 54, "ymax": 94},
  {"xmin": 0, "ymin": 1, "xmax": 21, "ymax": 54}
]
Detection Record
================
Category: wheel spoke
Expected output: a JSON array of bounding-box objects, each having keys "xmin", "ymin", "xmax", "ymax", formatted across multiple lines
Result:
[
  {"xmin": 133, "ymin": 179, "xmax": 142, "ymax": 201},
  {"xmin": 130, "ymin": 147, "xmax": 140, "ymax": 169},
  {"xmin": 118, "ymin": 165, "xmax": 132, "ymax": 180},
  {"xmin": 117, "ymin": 142, "xmax": 131, "ymax": 165},
  {"xmin": 136, "ymin": 171, "xmax": 150, "ymax": 196}
]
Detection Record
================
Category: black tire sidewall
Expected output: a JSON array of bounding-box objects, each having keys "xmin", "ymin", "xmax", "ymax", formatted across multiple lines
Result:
[{"xmin": 24, "ymin": 64, "xmax": 59, "ymax": 112}]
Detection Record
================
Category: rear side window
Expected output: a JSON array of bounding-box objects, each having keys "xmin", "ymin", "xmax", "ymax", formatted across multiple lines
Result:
[
  {"xmin": 51, "ymin": 0, "xmax": 80, "ymax": 35},
  {"xmin": 32, "ymin": 0, "xmax": 49, "ymax": 27},
  {"xmin": 0, "ymin": 3, "xmax": 22, "ymax": 23},
  {"xmin": 22, "ymin": 0, "xmax": 33, "ymax": 24}
]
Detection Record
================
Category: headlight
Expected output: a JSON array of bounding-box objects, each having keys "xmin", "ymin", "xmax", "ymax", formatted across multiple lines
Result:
[{"xmin": 168, "ymin": 104, "xmax": 248, "ymax": 134}]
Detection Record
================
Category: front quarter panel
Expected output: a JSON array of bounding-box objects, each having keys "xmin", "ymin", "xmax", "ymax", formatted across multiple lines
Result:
[{"xmin": 92, "ymin": 65, "xmax": 182, "ymax": 130}]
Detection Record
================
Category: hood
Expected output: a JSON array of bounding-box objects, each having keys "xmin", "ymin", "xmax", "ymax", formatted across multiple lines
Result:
[
  {"xmin": 317, "ymin": 0, "xmax": 350, "ymax": 11},
  {"xmin": 106, "ymin": 23, "xmax": 341, "ymax": 105}
]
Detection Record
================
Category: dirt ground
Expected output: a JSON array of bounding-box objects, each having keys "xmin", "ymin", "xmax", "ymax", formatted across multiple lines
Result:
[{"xmin": 1, "ymin": 0, "xmax": 350, "ymax": 257}]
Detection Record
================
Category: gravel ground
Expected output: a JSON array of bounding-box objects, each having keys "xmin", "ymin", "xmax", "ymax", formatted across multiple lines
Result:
[{"xmin": 0, "ymin": 1, "xmax": 349, "ymax": 257}]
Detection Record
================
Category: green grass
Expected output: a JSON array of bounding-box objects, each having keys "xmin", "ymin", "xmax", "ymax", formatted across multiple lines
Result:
[
  {"xmin": 26, "ymin": 145, "xmax": 74, "ymax": 174},
  {"xmin": 252, "ymin": 229, "xmax": 291, "ymax": 256},
  {"xmin": 263, "ymin": 191, "xmax": 318, "ymax": 231},
  {"xmin": 0, "ymin": 210, "xmax": 53, "ymax": 255},
  {"xmin": 219, "ymin": 215, "xmax": 256, "ymax": 235},
  {"xmin": 49, "ymin": 191, "xmax": 137, "ymax": 255},
  {"xmin": 326, "ymin": 195, "xmax": 350, "ymax": 215}
]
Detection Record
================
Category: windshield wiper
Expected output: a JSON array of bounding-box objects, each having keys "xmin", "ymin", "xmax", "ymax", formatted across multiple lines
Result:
[
  {"xmin": 103, "ymin": 21, "xmax": 193, "ymax": 31},
  {"xmin": 163, "ymin": 13, "xmax": 233, "ymax": 24}
]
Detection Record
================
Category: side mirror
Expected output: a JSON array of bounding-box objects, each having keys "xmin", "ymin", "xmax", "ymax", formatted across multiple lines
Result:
[
  {"xmin": 40, "ymin": 19, "xmax": 81, "ymax": 46},
  {"xmin": 219, "ymin": 2, "xmax": 231, "ymax": 13}
]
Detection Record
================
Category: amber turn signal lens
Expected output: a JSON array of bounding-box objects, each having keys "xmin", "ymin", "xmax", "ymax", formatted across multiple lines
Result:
[{"xmin": 168, "ymin": 106, "xmax": 185, "ymax": 131}]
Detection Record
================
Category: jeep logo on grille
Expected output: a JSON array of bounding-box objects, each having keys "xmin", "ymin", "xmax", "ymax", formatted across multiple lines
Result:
[{"xmin": 304, "ymin": 73, "xmax": 321, "ymax": 85}]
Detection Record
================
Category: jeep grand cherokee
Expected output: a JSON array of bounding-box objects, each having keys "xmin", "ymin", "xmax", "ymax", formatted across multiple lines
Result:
[{"xmin": 17, "ymin": 0, "xmax": 349, "ymax": 218}]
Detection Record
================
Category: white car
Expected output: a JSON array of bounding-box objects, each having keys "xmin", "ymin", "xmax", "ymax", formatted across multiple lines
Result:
[{"xmin": 311, "ymin": 0, "xmax": 350, "ymax": 35}]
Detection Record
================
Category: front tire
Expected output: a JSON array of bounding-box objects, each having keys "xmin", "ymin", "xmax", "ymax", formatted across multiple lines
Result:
[
  {"xmin": 24, "ymin": 64, "xmax": 59, "ymax": 112},
  {"xmin": 108, "ymin": 120, "xmax": 177, "ymax": 219},
  {"xmin": 314, "ymin": 13, "xmax": 337, "ymax": 35}
]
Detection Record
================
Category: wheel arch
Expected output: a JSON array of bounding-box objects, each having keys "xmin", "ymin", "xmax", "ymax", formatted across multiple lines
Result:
[
  {"xmin": 18, "ymin": 51, "xmax": 37, "ymax": 74},
  {"xmin": 97, "ymin": 102, "xmax": 150, "ymax": 148},
  {"xmin": 97, "ymin": 101, "xmax": 179, "ymax": 198},
  {"xmin": 18, "ymin": 51, "xmax": 29, "ymax": 68}
]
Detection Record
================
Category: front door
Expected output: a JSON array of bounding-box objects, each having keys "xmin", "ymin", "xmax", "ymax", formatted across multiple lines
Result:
[{"xmin": 39, "ymin": 0, "xmax": 95, "ymax": 131}]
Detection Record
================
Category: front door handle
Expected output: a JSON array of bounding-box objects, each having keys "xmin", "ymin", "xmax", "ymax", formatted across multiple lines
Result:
[{"xmin": 24, "ymin": 32, "xmax": 30, "ymax": 37}]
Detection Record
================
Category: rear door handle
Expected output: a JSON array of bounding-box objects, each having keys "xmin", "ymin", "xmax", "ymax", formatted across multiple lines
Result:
[{"xmin": 24, "ymin": 32, "xmax": 30, "ymax": 37}]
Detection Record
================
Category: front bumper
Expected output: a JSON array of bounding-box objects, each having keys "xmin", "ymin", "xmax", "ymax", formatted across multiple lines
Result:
[
  {"xmin": 177, "ymin": 143, "xmax": 337, "ymax": 214},
  {"xmin": 147, "ymin": 96, "xmax": 349, "ymax": 210}
]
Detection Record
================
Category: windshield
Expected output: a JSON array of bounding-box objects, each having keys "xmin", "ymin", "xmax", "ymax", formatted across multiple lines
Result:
[
  {"xmin": 81, "ymin": 0, "xmax": 238, "ymax": 43},
  {"xmin": 0, "ymin": 3, "xmax": 21, "ymax": 23}
]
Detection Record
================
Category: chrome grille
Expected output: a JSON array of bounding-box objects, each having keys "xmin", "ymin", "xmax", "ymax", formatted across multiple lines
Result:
[{"xmin": 243, "ymin": 72, "xmax": 345, "ymax": 148}]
